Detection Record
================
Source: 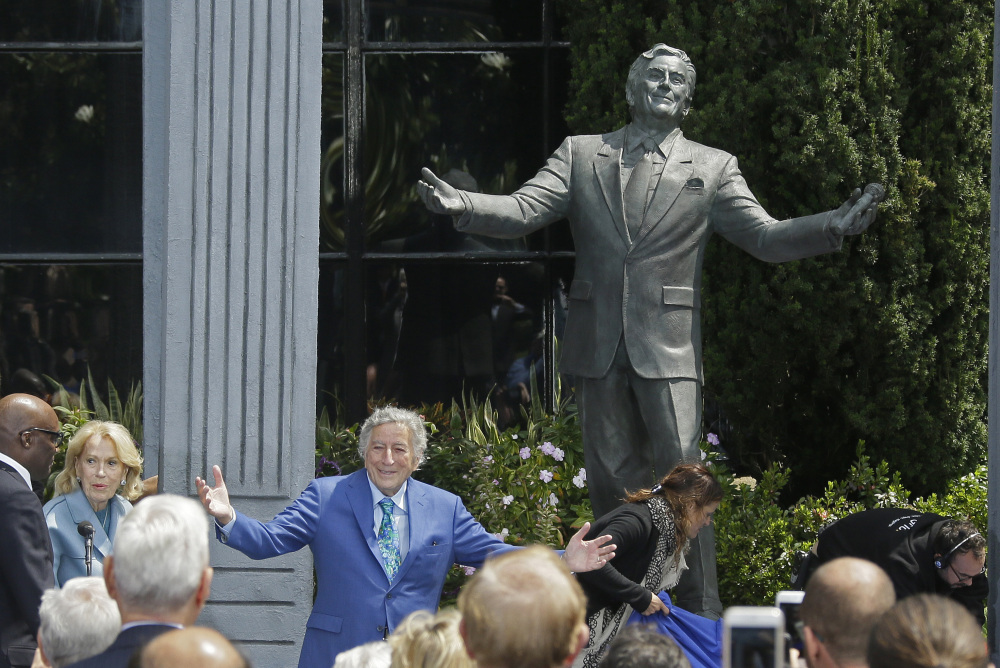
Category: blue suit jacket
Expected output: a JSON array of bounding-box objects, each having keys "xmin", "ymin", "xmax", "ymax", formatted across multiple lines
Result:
[
  {"xmin": 220, "ymin": 470, "xmax": 516, "ymax": 668},
  {"xmin": 43, "ymin": 489, "xmax": 132, "ymax": 586}
]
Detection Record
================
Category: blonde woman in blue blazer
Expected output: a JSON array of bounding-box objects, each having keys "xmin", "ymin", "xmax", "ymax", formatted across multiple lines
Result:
[{"xmin": 43, "ymin": 421, "xmax": 144, "ymax": 586}]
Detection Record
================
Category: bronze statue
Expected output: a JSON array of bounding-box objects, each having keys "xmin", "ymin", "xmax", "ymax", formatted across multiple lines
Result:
[{"xmin": 418, "ymin": 43, "xmax": 883, "ymax": 618}]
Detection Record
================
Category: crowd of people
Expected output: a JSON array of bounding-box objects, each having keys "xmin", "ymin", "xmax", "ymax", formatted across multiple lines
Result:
[{"xmin": 1, "ymin": 391, "xmax": 993, "ymax": 668}]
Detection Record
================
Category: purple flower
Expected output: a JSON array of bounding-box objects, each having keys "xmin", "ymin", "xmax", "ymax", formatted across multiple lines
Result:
[
  {"xmin": 519, "ymin": 447, "xmax": 531, "ymax": 459},
  {"xmin": 483, "ymin": 455, "xmax": 494, "ymax": 464},
  {"xmin": 707, "ymin": 432, "xmax": 720, "ymax": 446},
  {"xmin": 493, "ymin": 479, "xmax": 500, "ymax": 485},
  {"xmin": 462, "ymin": 566, "xmax": 477, "ymax": 576},
  {"xmin": 552, "ymin": 447, "xmax": 565, "ymax": 462},
  {"xmin": 539, "ymin": 470, "xmax": 554, "ymax": 483},
  {"xmin": 540, "ymin": 441, "xmax": 556, "ymax": 456}
]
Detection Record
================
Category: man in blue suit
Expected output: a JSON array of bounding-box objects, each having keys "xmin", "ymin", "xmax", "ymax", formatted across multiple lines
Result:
[{"xmin": 196, "ymin": 406, "xmax": 615, "ymax": 668}]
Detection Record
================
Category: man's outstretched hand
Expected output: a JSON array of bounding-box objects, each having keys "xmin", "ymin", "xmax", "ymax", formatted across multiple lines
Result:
[
  {"xmin": 563, "ymin": 521, "xmax": 616, "ymax": 573},
  {"xmin": 195, "ymin": 464, "xmax": 235, "ymax": 526}
]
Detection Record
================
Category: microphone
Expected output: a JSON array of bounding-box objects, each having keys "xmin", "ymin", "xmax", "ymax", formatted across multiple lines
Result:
[{"xmin": 78, "ymin": 521, "xmax": 95, "ymax": 576}]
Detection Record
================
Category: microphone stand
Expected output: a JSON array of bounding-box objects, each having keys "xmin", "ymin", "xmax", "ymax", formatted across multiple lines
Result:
[{"xmin": 78, "ymin": 521, "xmax": 95, "ymax": 576}]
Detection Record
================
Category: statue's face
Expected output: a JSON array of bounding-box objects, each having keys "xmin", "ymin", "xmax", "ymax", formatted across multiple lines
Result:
[{"xmin": 628, "ymin": 54, "xmax": 692, "ymax": 128}]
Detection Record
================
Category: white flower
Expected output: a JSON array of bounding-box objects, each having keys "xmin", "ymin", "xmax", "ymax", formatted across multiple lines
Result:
[
  {"xmin": 74, "ymin": 105, "xmax": 94, "ymax": 123},
  {"xmin": 502, "ymin": 495, "xmax": 514, "ymax": 506},
  {"xmin": 480, "ymin": 52, "xmax": 512, "ymax": 71},
  {"xmin": 572, "ymin": 475, "xmax": 586, "ymax": 489},
  {"xmin": 547, "ymin": 493, "xmax": 559, "ymax": 507}
]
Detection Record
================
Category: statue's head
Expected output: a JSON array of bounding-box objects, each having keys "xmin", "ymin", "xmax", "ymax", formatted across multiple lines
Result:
[{"xmin": 626, "ymin": 44, "xmax": 697, "ymax": 127}]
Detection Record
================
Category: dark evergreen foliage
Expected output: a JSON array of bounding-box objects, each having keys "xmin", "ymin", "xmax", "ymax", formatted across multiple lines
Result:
[{"xmin": 557, "ymin": 0, "xmax": 991, "ymax": 495}]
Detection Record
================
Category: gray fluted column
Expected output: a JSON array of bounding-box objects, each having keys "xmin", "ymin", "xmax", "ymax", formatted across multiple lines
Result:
[{"xmin": 143, "ymin": 1, "xmax": 321, "ymax": 665}]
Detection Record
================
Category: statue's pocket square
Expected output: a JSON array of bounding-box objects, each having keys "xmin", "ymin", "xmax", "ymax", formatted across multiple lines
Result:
[{"xmin": 685, "ymin": 178, "xmax": 704, "ymax": 189}]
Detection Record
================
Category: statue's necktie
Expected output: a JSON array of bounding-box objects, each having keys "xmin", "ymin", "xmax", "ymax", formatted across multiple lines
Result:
[
  {"xmin": 377, "ymin": 498, "xmax": 401, "ymax": 581},
  {"xmin": 624, "ymin": 139, "xmax": 656, "ymax": 240}
]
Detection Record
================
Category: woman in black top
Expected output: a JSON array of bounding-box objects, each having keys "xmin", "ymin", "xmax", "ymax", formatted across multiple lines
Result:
[{"xmin": 574, "ymin": 462, "xmax": 723, "ymax": 668}]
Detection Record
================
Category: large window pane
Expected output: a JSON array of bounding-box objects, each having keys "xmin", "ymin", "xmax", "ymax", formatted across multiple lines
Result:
[
  {"xmin": 0, "ymin": 53, "xmax": 142, "ymax": 254},
  {"xmin": 359, "ymin": 52, "xmax": 569, "ymax": 252},
  {"xmin": 322, "ymin": 0, "xmax": 344, "ymax": 43},
  {"xmin": 0, "ymin": 0, "xmax": 142, "ymax": 42},
  {"xmin": 366, "ymin": 0, "xmax": 542, "ymax": 42},
  {"xmin": 0, "ymin": 264, "xmax": 142, "ymax": 402}
]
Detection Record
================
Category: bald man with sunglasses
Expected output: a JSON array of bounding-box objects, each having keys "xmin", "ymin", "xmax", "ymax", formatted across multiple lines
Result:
[{"xmin": 0, "ymin": 394, "xmax": 62, "ymax": 668}]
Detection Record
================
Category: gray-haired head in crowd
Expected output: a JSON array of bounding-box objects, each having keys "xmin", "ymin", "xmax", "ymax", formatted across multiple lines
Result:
[
  {"xmin": 108, "ymin": 494, "xmax": 212, "ymax": 621},
  {"xmin": 37, "ymin": 577, "xmax": 121, "ymax": 668},
  {"xmin": 598, "ymin": 625, "xmax": 691, "ymax": 668}
]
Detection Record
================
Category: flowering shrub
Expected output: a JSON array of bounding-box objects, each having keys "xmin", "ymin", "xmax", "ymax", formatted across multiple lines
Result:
[{"xmin": 316, "ymin": 402, "xmax": 987, "ymax": 609}]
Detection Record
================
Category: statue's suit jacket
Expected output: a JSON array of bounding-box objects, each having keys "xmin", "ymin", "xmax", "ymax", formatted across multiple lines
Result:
[
  {"xmin": 220, "ymin": 469, "xmax": 516, "ymax": 668},
  {"xmin": 456, "ymin": 128, "xmax": 842, "ymax": 381},
  {"xmin": 0, "ymin": 462, "xmax": 53, "ymax": 668}
]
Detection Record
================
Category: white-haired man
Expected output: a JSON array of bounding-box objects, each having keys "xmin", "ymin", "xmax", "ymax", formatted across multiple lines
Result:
[
  {"xmin": 35, "ymin": 577, "xmax": 120, "ymax": 668},
  {"xmin": 197, "ymin": 406, "xmax": 616, "ymax": 668},
  {"xmin": 66, "ymin": 495, "xmax": 213, "ymax": 668}
]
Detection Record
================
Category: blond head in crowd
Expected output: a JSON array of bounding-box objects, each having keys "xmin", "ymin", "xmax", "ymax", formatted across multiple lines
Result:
[
  {"xmin": 458, "ymin": 546, "xmax": 588, "ymax": 668},
  {"xmin": 868, "ymin": 594, "xmax": 992, "ymax": 668},
  {"xmin": 389, "ymin": 609, "xmax": 471, "ymax": 668}
]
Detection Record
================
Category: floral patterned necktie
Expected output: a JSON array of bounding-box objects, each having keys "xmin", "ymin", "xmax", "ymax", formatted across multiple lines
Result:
[{"xmin": 377, "ymin": 498, "xmax": 401, "ymax": 581}]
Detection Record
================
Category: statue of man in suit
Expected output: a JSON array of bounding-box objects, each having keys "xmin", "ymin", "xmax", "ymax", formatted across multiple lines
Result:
[{"xmin": 417, "ymin": 43, "xmax": 882, "ymax": 618}]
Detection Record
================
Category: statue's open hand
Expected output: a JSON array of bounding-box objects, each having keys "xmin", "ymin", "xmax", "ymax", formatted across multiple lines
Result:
[
  {"xmin": 829, "ymin": 184, "xmax": 885, "ymax": 236},
  {"xmin": 417, "ymin": 168, "xmax": 467, "ymax": 216}
]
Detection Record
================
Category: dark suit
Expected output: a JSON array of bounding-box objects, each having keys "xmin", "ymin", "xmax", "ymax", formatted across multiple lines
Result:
[
  {"xmin": 0, "ymin": 461, "xmax": 53, "ymax": 668},
  {"xmin": 219, "ymin": 469, "xmax": 517, "ymax": 668},
  {"xmin": 66, "ymin": 623, "xmax": 176, "ymax": 668},
  {"xmin": 455, "ymin": 126, "xmax": 842, "ymax": 613}
]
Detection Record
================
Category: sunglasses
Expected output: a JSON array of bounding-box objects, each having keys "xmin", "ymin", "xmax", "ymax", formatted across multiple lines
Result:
[{"xmin": 20, "ymin": 427, "xmax": 65, "ymax": 446}]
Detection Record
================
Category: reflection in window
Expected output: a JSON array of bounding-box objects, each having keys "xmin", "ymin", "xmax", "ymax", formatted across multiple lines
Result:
[
  {"xmin": 0, "ymin": 53, "xmax": 142, "ymax": 254},
  {"xmin": 0, "ymin": 0, "xmax": 142, "ymax": 42},
  {"xmin": 317, "ymin": 262, "xmax": 346, "ymax": 420},
  {"xmin": 362, "ymin": 261, "xmax": 549, "ymax": 429},
  {"xmin": 366, "ymin": 0, "xmax": 542, "ymax": 43},
  {"xmin": 0, "ymin": 265, "xmax": 142, "ymax": 405},
  {"xmin": 320, "ymin": 51, "xmax": 565, "ymax": 252}
]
